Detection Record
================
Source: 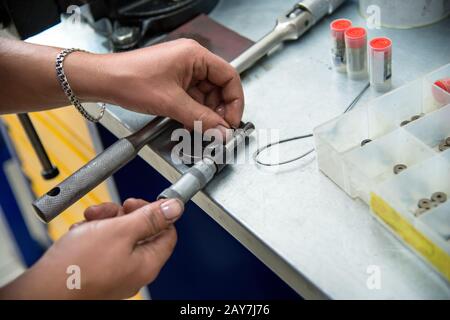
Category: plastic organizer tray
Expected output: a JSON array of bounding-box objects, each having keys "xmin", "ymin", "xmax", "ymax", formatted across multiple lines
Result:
[{"xmin": 314, "ymin": 64, "xmax": 450, "ymax": 281}]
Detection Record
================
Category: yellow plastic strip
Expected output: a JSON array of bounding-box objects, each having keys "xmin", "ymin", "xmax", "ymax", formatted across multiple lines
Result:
[{"xmin": 371, "ymin": 192, "xmax": 450, "ymax": 281}]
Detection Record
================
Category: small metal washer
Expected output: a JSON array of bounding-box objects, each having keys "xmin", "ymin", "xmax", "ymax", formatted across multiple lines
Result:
[
  {"xmin": 418, "ymin": 198, "xmax": 432, "ymax": 209},
  {"xmin": 400, "ymin": 120, "xmax": 410, "ymax": 127},
  {"xmin": 431, "ymin": 192, "xmax": 447, "ymax": 203},
  {"xmin": 393, "ymin": 164, "xmax": 407, "ymax": 174},
  {"xmin": 439, "ymin": 142, "xmax": 450, "ymax": 152}
]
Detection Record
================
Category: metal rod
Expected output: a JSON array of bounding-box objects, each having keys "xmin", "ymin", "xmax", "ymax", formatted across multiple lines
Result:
[
  {"xmin": 158, "ymin": 122, "xmax": 255, "ymax": 204},
  {"xmin": 32, "ymin": 116, "xmax": 173, "ymax": 222},
  {"xmin": 17, "ymin": 113, "xmax": 59, "ymax": 180}
]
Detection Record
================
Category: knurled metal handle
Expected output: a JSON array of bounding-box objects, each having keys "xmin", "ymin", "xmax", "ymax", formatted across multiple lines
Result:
[{"xmin": 33, "ymin": 138, "xmax": 137, "ymax": 222}]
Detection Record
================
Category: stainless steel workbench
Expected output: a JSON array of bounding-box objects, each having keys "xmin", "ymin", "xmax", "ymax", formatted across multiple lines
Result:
[{"xmin": 28, "ymin": 0, "xmax": 450, "ymax": 299}]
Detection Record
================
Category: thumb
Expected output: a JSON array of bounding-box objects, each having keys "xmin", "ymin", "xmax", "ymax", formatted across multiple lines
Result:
[
  {"xmin": 173, "ymin": 90, "xmax": 230, "ymax": 132},
  {"xmin": 119, "ymin": 199, "xmax": 184, "ymax": 243}
]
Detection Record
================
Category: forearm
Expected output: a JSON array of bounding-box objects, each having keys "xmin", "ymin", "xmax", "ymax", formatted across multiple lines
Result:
[
  {"xmin": 0, "ymin": 37, "xmax": 245, "ymax": 137},
  {"xmin": 0, "ymin": 38, "xmax": 109, "ymax": 114}
]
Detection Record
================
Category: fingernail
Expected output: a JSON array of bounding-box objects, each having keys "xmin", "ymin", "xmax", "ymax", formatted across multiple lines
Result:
[
  {"xmin": 87, "ymin": 204, "xmax": 100, "ymax": 213},
  {"xmin": 160, "ymin": 199, "xmax": 184, "ymax": 220},
  {"xmin": 216, "ymin": 106, "xmax": 225, "ymax": 117}
]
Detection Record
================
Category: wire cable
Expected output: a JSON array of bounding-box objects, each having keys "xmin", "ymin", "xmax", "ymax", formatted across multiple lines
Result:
[{"xmin": 254, "ymin": 83, "xmax": 370, "ymax": 167}]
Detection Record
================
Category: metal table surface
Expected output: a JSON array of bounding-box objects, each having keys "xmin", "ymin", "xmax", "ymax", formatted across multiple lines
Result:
[{"xmin": 28, "ymin": 0, "xmax": 450, "ymax": 299}]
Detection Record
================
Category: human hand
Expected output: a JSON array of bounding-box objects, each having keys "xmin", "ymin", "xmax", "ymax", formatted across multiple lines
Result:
[
  {"xmin": 0, "ymin": 198, "xmax": 183, "ymax": 300},
  {"xmin": 68, "ymin": 39, "xmax": 244, "ymax": 132}
]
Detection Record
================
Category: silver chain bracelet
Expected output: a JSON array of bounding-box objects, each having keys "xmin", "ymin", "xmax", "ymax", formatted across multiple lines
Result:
[{"xmin": 55, "ymin": 48, "xmax": 105, "ymax": 122}]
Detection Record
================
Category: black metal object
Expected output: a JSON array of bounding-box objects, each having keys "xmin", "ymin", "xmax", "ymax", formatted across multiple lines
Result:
[
  {"xmin": 17, "ymin": 114, "xmax": 59, "ymax": 180},
  {"xmin": 0, "ymin": 1, "xmax": 10, "ymax": 26},
  {"xmin": 92, "ymin": 0, "xmax": 220, "ymax": 51},
  {"xmin": 1, "ymin": 0, "xmax": 218, "ymax": 44},
  {"xmin": 0, "ymin": 0, "xmax": 60, "ymax": 39}
]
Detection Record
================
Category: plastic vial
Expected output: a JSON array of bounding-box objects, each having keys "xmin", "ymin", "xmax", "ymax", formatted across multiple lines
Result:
[
  {"xmin": 344, "ymin": 27, "xmax": 368, "ymax": 80},
  {"xmin": 369, "ymin": 37, "xmax": 392, "ymax": 92},
  {"xmin": 330, "ymin": 19, "xmax": 352, "ymax": 73}
]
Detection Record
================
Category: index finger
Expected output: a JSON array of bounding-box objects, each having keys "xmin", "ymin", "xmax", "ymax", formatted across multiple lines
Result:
[
  {"xmin": 84, "ymin": 202, "xmax": 123, "ymax": 221},
  {"xmin": 123, "ymin": 198, "xmax": 150, "ymax": 214},
  {"xmin": 201, "ymin": 50, "xmax": 244, "ymax": 128}
]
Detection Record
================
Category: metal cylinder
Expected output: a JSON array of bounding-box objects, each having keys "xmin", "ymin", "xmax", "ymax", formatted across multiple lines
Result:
[
  {"xmin": 299, "ymin": 0, "xmax": 347, "ymax": 23},
  {"xmin": 368, "ymin": 37, "xmax": 392, "ymax": 92},
  {"xmin": 158, "ymin": 157, "xmax": 217, "ymax": 203},
  {"xmin": 33, "ymin": 138, "xmax": 137, "ymax": 222},
  {"xmin": 215, "ymin": 122, "xmax": 255, "ymax": 172},
  {"xmin": 345, "ymin": 27, "xmax": 368, "ymax": 80},
  {"xmin": 158, "ymin": 122, "xmax": 255, "ymax": 203},
  {"xmin": 18, "ymin": 113, "xmax": 59, "ymax": 180},
  {"xmin": 231, "ymin": 25, "xmax": 293, "ymax": 74},
  {"xmin": 330, "ymin": 18, "xmax": 352, "ymax": 72}
]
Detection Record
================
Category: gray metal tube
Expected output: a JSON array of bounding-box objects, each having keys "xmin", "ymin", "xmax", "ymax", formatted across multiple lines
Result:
[
  {"xmin": 231, "ymin": 0, "xmax": 347, "ymax": 74},
  {"xmin": 231, "ymin": 25, "xmax": 294, "ymax": 74},
  {"xmin": 32, "ymin": 117, "xmax": 172, "ymax": 222},
  {"xmin": 158, "ymin": 158, "xmax": 217, "ymax": 203},
  {"xmin": 231, "ymin": 10, "xmax": 313, "ymax": 74},
  {"xmin": 158, "ymin": 122, "xmax": 255, "ymax": 203},
  {"xmin": 299, "ymin": 0, "xmax": 347, "ymax": 23},
  {"xmin": 33, "ymin": 138, "xmax": 137, "ymax": 222}
]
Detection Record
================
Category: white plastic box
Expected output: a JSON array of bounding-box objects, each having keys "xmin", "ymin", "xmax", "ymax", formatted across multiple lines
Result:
[{"xmin": 314, "ymin": 64, "xmax": 450, "ymax": 281}]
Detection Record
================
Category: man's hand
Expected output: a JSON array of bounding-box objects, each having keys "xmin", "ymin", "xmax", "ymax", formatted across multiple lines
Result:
[
  {"xmin": 0, "ymin": 38, "xmax": 244, "ymax": 131},
  {"xmin": 0, "ymin": 198, "xmax": 183, "ymax": 300},
  {"xmin": 67, "ymin": 39, "xmax": 245, "ymax": 132}
]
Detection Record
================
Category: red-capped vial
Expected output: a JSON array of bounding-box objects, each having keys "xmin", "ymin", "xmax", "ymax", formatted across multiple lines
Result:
[
  {"xmin": 432, "ymin": 78, "xmax": 450, "ymax": 105},
  {"xmin": 330, "ymin": 19, "xmax": 352, "ymax": 73},
  {"xmin": 344, "ymin": 27, "xmax": 368, "ymax": 80},
  {"xmin": 369, "ymin": 37, "xmax": 392, "ymax": 92}
]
